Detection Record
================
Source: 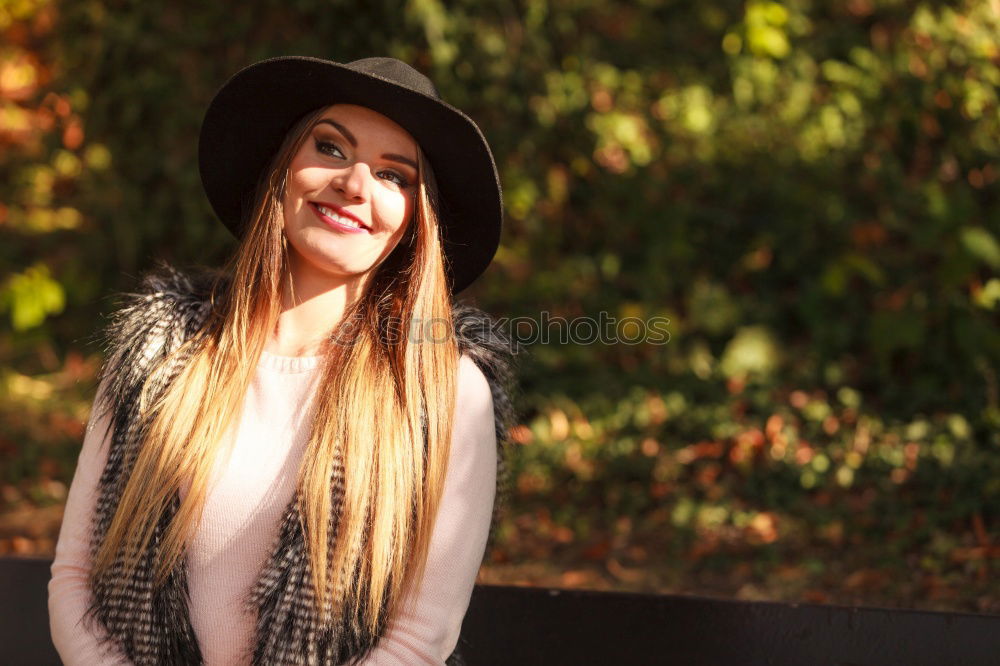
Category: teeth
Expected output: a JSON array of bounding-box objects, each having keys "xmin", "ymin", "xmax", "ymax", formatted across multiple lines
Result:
[{"xmin": 316, "ymin": 204, "xmax": 364, "ymax": 229}]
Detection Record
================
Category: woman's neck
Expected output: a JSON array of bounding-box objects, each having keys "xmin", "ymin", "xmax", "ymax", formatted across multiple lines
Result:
[{"xmin": 266, "ymin": 256, "xmax": 368, "ymax": 358}]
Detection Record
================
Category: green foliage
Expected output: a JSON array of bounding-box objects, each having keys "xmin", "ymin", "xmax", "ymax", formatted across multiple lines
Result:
[{"xmin": 1, "ymin": 263, "xmax": 65, "ymax": 331}]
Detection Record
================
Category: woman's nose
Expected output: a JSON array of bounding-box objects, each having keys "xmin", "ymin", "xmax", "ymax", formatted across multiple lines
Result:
[{"xmin": 336, "ymin": 162, "xmax": 370, "ymax": 201}]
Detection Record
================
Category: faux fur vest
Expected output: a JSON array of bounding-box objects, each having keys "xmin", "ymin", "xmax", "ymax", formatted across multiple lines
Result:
[{"xmin": 82, "ymin": 265, "xmax": 516, "ymax": 665}]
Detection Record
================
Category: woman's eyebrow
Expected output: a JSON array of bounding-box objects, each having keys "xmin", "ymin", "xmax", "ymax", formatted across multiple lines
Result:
[
  {"xmin": 316, "ymin": 119, "xmax": 356, "ymax": 146},
  {"xmin": 384, "ymin": 153, "xmax": 417, "ymax": 169}
]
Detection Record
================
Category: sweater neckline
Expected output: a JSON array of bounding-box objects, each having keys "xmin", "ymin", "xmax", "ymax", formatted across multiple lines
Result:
[{"xmin": 258, "ymin": 349, "xmax": 322, "ymax": 374}]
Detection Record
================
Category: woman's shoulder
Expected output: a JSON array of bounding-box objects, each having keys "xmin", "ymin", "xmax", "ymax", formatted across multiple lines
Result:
[
  {"xmin": 449, "ymin": 302, "xmax": 518, "ymax": 446},
  {"xmin": 96, "ymin": 263, "xmax": 223, "ymax": 410},
  {"xmin": 113, "ymin": 262, "xmax": 223, "ymax": 315},
  {"xmin": 456, "ymin": 353, "xmax": 492, "ymax": 401},
  {"xmin": 450, "ymin": 303, "xmax": 516, "ymax": 389},
  {"xmin": 106, "ymin": 264, "xmax": 218, "ymax": 351}
]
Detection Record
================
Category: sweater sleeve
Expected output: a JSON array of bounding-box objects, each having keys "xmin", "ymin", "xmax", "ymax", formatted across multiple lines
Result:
[
  {"xmin": 48, "ymin": 383, "xmax": 133, "ymax": 665},
  {"xmin": 362, "ymin": 355, "xmax": 498, "ymax": 666}
]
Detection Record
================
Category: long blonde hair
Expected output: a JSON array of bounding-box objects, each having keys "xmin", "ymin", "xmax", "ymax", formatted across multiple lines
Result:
[{"xmin": 91, "ymin": 106, "xmax": 459, "ymax": 638}]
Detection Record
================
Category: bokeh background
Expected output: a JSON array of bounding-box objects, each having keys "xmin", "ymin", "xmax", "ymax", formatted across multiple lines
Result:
[{"xmin": 1, "ymin": 0, "xmax": 998, "ymax": 613}]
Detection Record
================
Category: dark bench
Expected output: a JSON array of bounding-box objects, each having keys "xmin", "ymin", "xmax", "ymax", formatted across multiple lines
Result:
[{"xmin": 5, "ymin": 556, "xmax": 998, "ymax": 665}]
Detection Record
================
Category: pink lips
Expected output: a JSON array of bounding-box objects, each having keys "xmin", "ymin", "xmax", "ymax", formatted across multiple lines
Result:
[{"xmin": 308, "ymin": 202, "xmax": 370, "ymax": 233}]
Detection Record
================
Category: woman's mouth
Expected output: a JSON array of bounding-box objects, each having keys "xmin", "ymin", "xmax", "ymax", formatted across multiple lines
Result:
[{"xmin": 309, "ymin": 202, "xmax": 370, "ymax": 233}]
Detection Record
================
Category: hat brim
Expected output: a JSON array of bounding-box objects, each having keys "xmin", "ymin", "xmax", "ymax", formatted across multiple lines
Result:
[{"xmin": 198, "ymin": 56, "xmax": 502, "ymax": 294}]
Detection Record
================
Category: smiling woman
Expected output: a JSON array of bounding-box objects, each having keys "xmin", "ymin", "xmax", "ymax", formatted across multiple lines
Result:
[{"xmin": 47, "ymin": 57, "xmax": 515, "ymax": 666}]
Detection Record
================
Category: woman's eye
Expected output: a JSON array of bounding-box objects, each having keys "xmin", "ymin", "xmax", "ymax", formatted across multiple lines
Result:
[
  {"xmin": 379, "ymin": 170, "xmax": 410, "ymax": 188},
  {"xmin": 315, "ymin": 140, "xmax": 344, "ymax": 159}
]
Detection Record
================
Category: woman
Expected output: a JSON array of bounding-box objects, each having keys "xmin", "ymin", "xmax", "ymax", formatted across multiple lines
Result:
[{"xmin": 48, "ymin": 56, "xmax": 516, "ymax": 665}]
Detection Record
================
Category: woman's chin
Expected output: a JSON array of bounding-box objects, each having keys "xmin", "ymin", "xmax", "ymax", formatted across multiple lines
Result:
[
  {"xmin": 295, "ymin": 256, "xmax": 371, "ymax": 286},
  {"xmin": 285, "ymin": 243, "xmax": 365, "ymax": 278}
]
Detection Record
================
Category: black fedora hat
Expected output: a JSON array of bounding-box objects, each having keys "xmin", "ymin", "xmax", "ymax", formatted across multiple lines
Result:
[{"xmin": 198, "ymin": 55, "xmax": 503, "ymax": 294}]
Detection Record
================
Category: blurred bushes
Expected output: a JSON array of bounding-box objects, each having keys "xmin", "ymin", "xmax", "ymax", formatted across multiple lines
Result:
[{"xmin": 1, "ymin": 0, "xmax": 997, "ymax": 605}]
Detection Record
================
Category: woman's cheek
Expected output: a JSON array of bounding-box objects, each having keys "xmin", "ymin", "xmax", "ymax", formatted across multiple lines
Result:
[
  {"xmin": 398, "ymin": 191, "xmax": 417, "ymax": 231},
  {"xmin": 375, "ymin": 196, "xmax": 410, "ymax": 235}
]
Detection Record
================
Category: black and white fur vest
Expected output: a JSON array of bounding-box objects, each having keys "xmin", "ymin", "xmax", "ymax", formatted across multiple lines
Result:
[{"xmin": 83, "ymin": 265, "xmax": 516, "ymax": 665}]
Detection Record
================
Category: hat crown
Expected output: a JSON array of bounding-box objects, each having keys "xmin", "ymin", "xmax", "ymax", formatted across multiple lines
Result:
[{"xmin": 344, "ymin": 57, "xmax": 441, "ymax": 100}]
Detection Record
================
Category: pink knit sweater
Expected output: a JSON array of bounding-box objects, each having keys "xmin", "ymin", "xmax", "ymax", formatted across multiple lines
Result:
[{"xmin": 48, "ymin": 351, "xmax": 498, "ymax": 665}]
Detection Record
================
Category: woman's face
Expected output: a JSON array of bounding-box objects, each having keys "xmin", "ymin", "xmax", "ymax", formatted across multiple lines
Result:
[{"xmin": 282, "ymin": 104, "xmax": 418, "ymax": 286}]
